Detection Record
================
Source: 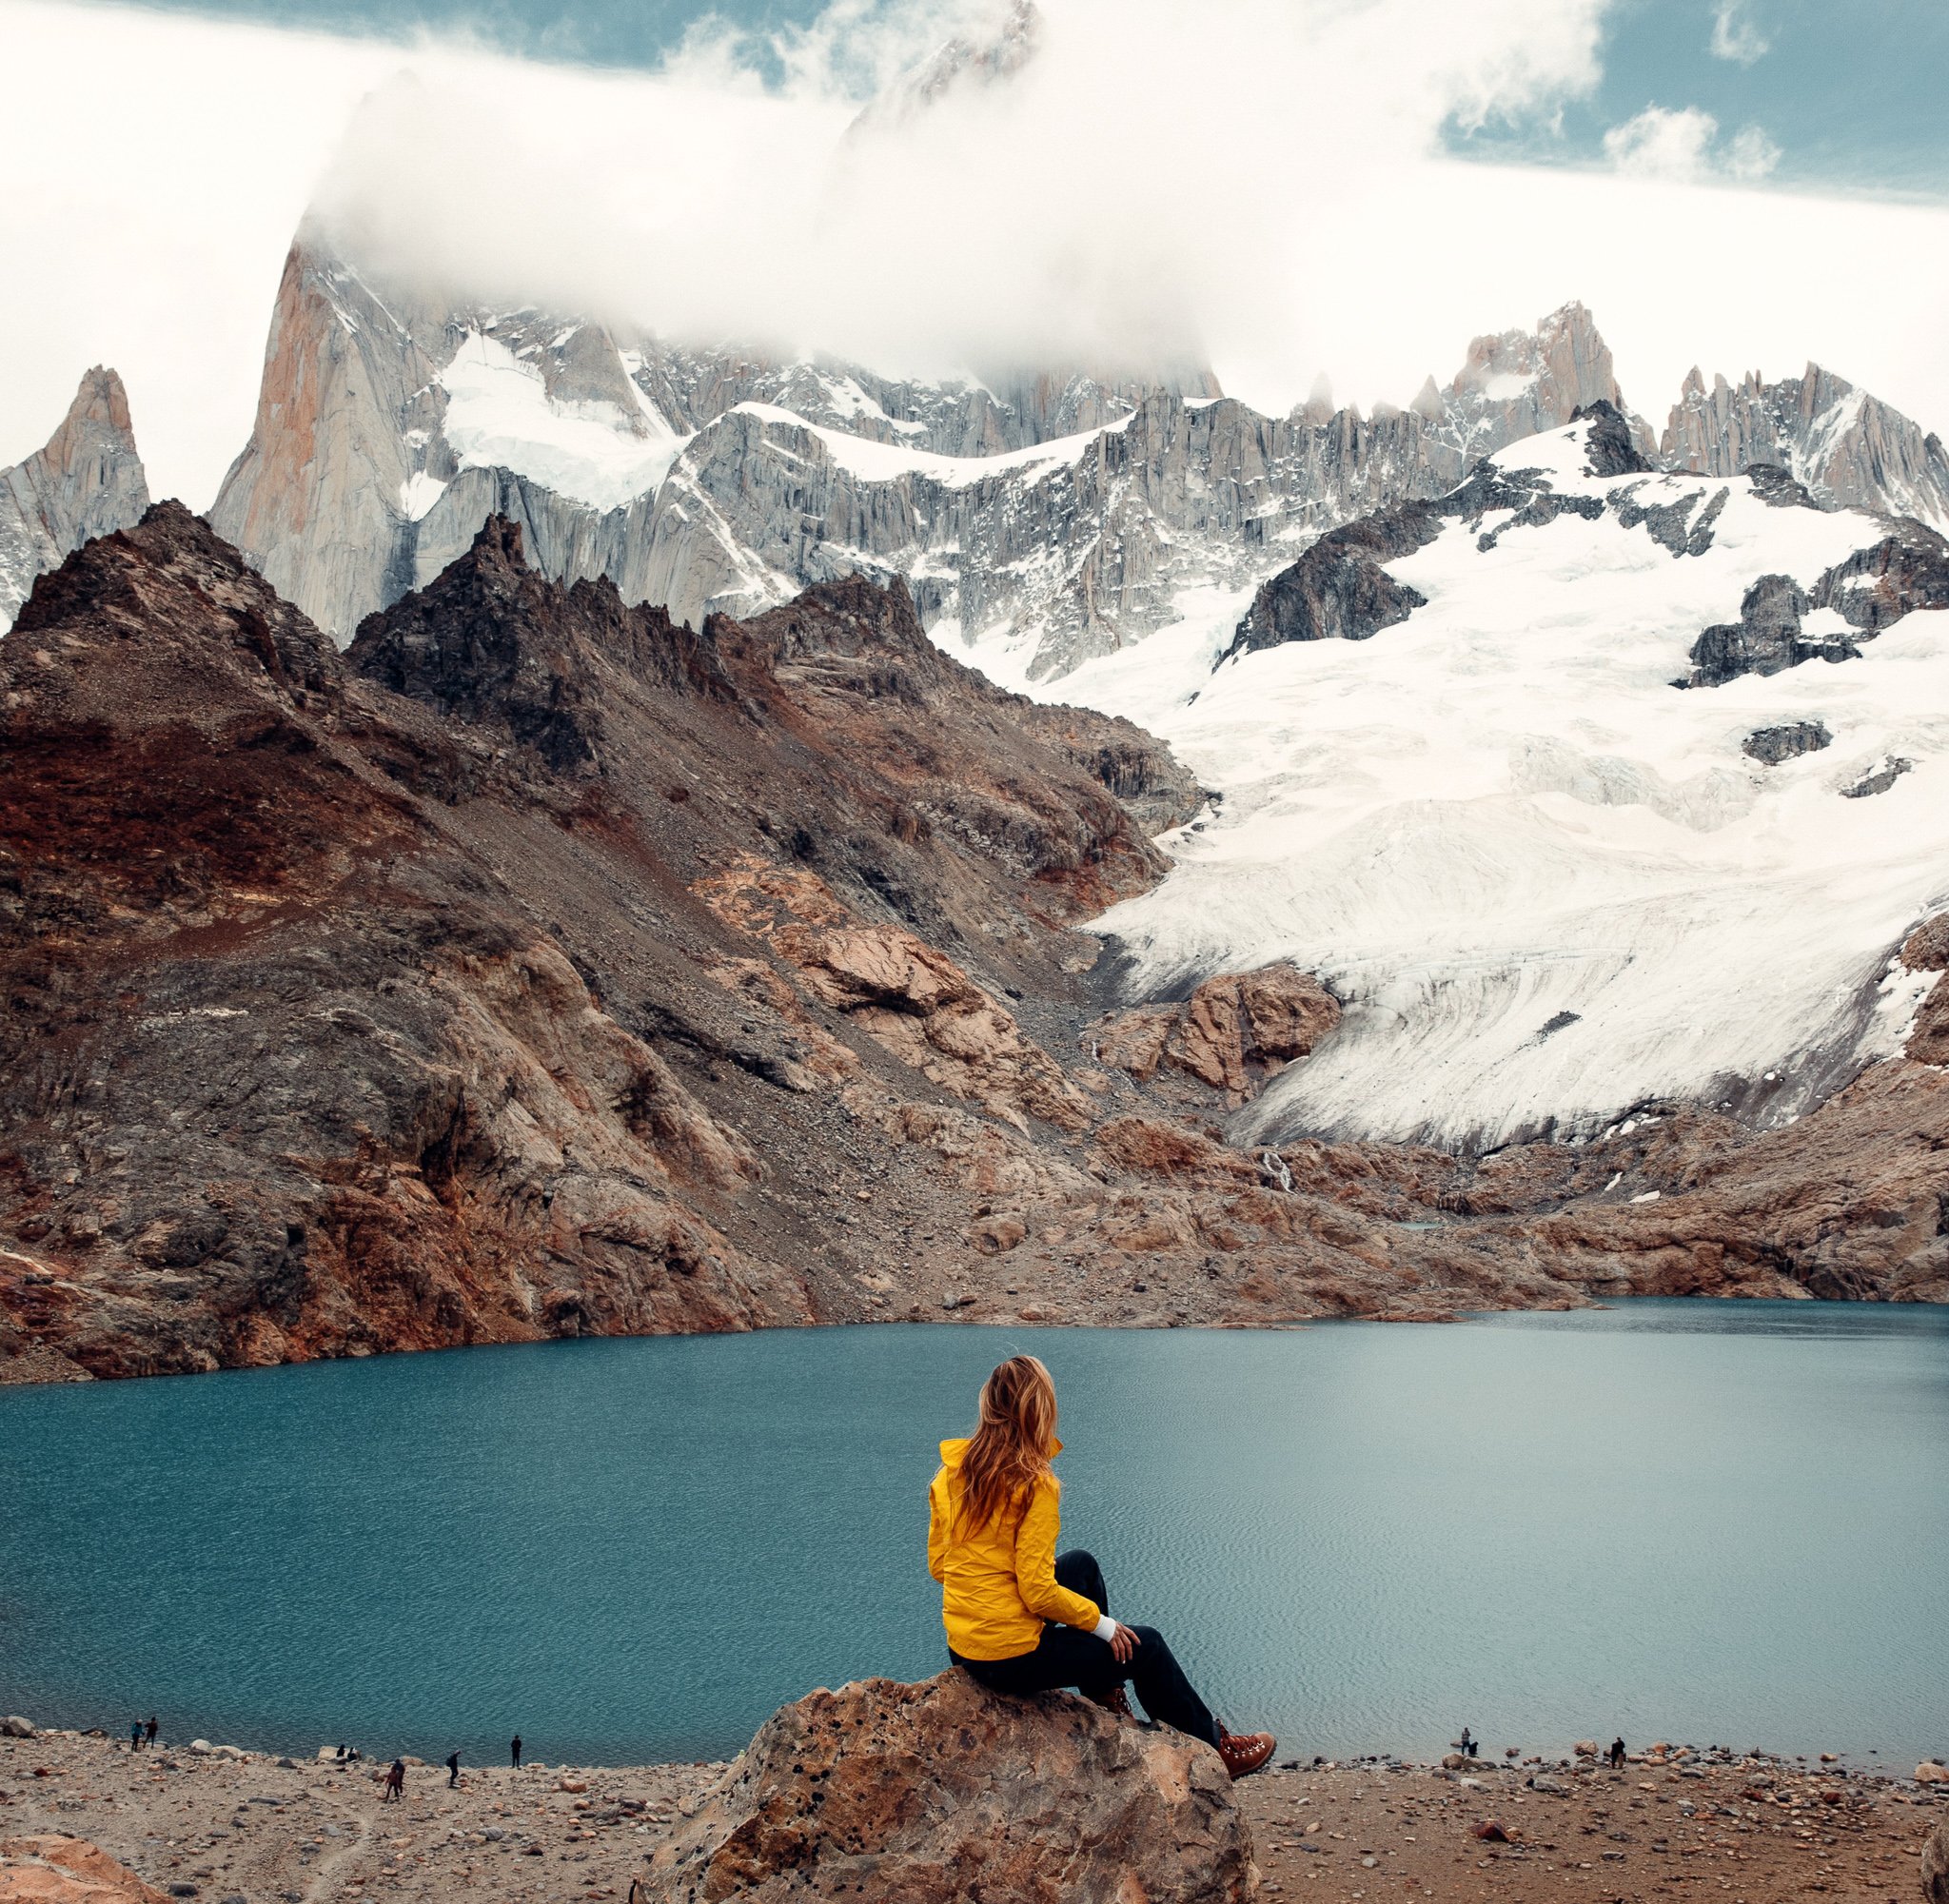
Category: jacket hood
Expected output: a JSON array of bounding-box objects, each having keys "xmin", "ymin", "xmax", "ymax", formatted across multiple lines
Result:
[{"xmin": 936, "ymin": 1435, "xmax": 1062, "ymax": 1466}]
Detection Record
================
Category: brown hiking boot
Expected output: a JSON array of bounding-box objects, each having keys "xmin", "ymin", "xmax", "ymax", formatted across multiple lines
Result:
[
  {"xmin": 1088, "ymin": 1685, "xmax": 1133, "ymax": 1718},
  {"xmin": 1217, "ymin": 1729, "xmax": 1276, "ymax": 1779}
]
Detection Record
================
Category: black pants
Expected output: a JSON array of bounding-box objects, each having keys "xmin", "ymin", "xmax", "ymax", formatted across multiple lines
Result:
[{"xmin": 953, "ymin": 1550, "xmax": 1221, "ymax": 1749}]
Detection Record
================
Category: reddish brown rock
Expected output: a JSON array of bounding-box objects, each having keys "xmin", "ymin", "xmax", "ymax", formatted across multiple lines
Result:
[
  {"xmin": 1094, "ymin": 967, "xmax": 1338, "ymax": 1097},
  {"xmin": 653, "ymin": 1670, "xmax": 1257, "ymax": 1904},
  {"xmin": 0, "ymin": 1836, "xmax": 165, "ymax": 1904}
]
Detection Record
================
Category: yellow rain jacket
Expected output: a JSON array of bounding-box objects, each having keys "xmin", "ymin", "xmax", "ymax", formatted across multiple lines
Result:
[{"xmin": 928, "ymin": 1436, "xmax": 1102, "ymax": 1660}]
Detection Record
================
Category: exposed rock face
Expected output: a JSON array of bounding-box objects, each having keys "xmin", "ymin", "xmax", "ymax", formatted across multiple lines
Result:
[
  {"xmin": 1689, "ymin": 574, "xmax": 1835, "ymax": 684},
  {"xmin": 653, "ymin": 1671, "xmax": 1257, "ymax": 1904},
  {"xmin": 0, "ymin": 1835, "xmax": 165, "ymax": 1904},
  {"xmin": 0, "ymin": 369, "xmax": 149, "ymax": 631},
  {"xmin": 1228, "ymin": 411, "xmax": 1949, "ymax": 688},
  {"xmin": 0, "ymin": 508, "xmax": 1206, "ymax": 1378},
  {"xmin": 1687, "ymin": 519, "xmax": 1949, "ymax": 686},
  {"xmin": 1441, "ymin": 305, "xmax": 1643, "ymax": 463},
  {"xmin": 207, "ymin": 235, "xmax": 1645, "ymax": 678},
  {"xmin": 1664, "ymin": 361, "xmax": 1949, "ymax": 529},
  {"xmin": 1095, "ymin": 967, "xmax": 1339, "ymax": 1099},
  {"xmin": 1742, "ymin": 720, "xmax": 1830, "ymax": 765}
]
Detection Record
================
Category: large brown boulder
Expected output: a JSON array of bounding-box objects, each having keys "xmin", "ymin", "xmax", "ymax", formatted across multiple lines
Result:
[
  {"xmin": 1923, "ymin": 1814, "xmax": 1949, "ymax": 1904},
  {"xmin": 0, "ymin": 1836, "xmax": 167, "ymax": 1904},
  {"xmin": 652, "ymin": 1670, "xmax": 1258, "ymax": 1903}
]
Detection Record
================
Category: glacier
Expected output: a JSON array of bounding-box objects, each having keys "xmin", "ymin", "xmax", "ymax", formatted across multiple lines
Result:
[{"xmin": 1051, "ymin": 420, "xmax": 1949, "ymax": 1148}]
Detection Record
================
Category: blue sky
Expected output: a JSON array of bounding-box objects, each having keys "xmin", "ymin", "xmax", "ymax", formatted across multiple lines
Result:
[{"xmin": 103, "ymin": 0, "xmax": 1949, "ymax": 198}]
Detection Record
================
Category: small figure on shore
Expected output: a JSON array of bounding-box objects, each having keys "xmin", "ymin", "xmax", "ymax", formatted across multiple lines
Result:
[
  {"xmin": 383, "ymin": 1757, "xmax": 405, "ymax": 1804},
  {"xmin": 145, "ymin": 1717, "xmax": 158, "ymax": 1748},
  {"xmin": 1609, "ymin": 1737, "xmax": 1626, "ymax": 1769},
  {"xmin": 130, "ymin": 1719, "xmax": 144, "ymax": 1752},
  {"xmin": 1459, "ymin": 1727, "xmax": 1473, "ymax": 1759},
  {"xmin": 446, "ymin": 1750, "xmax": 461, "ymax": 1788},
  {"xmin": 510, "ymin": 1734, "xmax": 522, "ymax": 1769}
]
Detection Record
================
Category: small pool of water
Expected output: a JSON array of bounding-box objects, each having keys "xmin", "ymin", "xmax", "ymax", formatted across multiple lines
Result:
[{"xmin": 2, "ymin": 1302, "xmax": 1944, "ymax": 1767}]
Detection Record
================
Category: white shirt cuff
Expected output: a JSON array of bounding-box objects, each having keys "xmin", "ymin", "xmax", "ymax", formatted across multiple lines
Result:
[{"xmin": 1093, "ymin": 1613, "xmax": 1118, "ymax": 1642}]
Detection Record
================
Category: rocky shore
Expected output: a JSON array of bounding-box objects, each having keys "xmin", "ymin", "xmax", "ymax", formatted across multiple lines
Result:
[{"xmin": 4, "ymin": 1706, "xmax": 1945, "ymax": 1904}]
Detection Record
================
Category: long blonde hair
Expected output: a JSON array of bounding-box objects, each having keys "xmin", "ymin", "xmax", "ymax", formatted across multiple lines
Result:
[{"xmin": 955, "ymin": 1355, "xmax": 1058, "ymax": 1538}]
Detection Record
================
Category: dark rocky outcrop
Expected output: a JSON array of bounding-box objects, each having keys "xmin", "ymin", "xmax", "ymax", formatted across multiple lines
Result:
[
  {"xmin": 1815, "ymin": 518, "xmax": 1949, "ymax": 632},
  {"xmin": 1221, "ymin": 515, "xmax": 1433, "ymax": 661},
  {"xmin": 1689, "ymin": 516, "xmax": 1949, "ymax": 686},
  {"xmin": 1689, "ymin": 574, "xmax": 1846, "ymax": 686},
  {"xmin": 1611, "ymin": 481, "xmax": 1730, "ymax": 558},
  {"xmin": 1840, "ymin": 756, "xmax": 1913, "ymax": 799},
  {"xmin": 652, "ymin": 1671, "xmax": 1257, "ymax": 1904},
  {"xmin": 1569, "ymin": 399, "xmax": 1653, "ymax": 479},
  {"xmin": 1742, "ymin": 720, "xmax": 1831, "ymax": 765}
]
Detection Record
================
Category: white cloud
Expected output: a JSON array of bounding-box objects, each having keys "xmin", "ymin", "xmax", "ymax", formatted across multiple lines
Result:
[
  {"xmin": 1603, "ymin": 104, "xmax": 1780, "ymax": 184},
  {"xmin": 0, "ymin": 0, "xmax": 1942, "ymax": 513},
  {"xmin": 1709, "ymin": 0, "xmax": 1770, "ymax": 64},
  {"xmin": 1603, "ymin": 104, "xmax": 1721, "ymax": 180},
  {"xmin": 1724, "ymin": 123, "xmax": 1784, "ymax": 181}
]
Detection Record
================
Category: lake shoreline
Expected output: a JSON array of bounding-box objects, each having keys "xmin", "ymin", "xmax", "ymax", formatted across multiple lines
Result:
[
  {"xmin": 6, "ymin": 1726, "xmax": 1945, "ymax": 1904},
  {"xmin": 10, "ymin": 1285, "xmax": 1949, "ymax": 1390}
]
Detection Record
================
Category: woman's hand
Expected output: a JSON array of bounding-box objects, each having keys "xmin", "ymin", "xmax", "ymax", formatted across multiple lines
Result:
[{"xmin": 1109, "ymin": 1621, "xmax": 1142, "ymax": 1664}]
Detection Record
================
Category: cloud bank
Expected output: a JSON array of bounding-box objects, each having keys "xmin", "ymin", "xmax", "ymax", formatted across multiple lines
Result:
[{"xmin": 2, "ymin": 0, "xmax": 1946, "ymax": 507}]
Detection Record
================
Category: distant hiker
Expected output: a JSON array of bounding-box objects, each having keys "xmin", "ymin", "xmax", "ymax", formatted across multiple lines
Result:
[
  {"xmin": 130, "ymin": 1719, "xmax": 144, "ymax": 1751},
  {"xmin": 511, "ymin": 1735, "xmax": 522, "ymax": 1769},
  {"xmin": 930, "ymin": 1354, "xmax": 1277, "ymax": 1779},
  {"xmin": 145, "ymin": 1716, "xmax": 158, "ymax": 1747},
  {"xmin": 1459, "ymin": 1727, "xmax": 1473, "ymax": 1758},
  {"xmin": 384, "ymin": 1758, "xmax": 405, "ymax": 1803},
  {"xmin": 446, "ymin": 1750, "xmax": 461, "ymax": 1788},
  {"xmin": 1609, "ymin": 1737, "xmax": 1626, "ymax": 1769}
]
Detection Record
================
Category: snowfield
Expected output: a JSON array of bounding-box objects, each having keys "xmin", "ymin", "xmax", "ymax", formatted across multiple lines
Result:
[
  {"xmin": 442, "ymin": 331, "xmax": 690, "ymax": 511},
  {"xmin": 1022, "ymin": 421, "xmax": 1949, "ymax": 1148}
]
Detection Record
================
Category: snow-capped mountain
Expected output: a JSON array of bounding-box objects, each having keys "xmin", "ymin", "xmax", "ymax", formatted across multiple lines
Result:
[
  {"xmin": 1063, "ymin": 408, "xmax": 1949, "ymax": 1148},
  {"xmin": 1664, "ymin": 362, "xmax": 1949, "ymax": 529},
  {"xmin": 207, "ymin": 229, "xmax": 1634, "ymax": 675},
  {"xmin": 0, "ymin": 367, "xmax": 149, "ymax": 630}
]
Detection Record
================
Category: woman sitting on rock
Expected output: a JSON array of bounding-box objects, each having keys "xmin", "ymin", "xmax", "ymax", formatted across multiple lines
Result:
[{"xmin": 929, "ymin": 1352, "xmax": 1275, "ymax": 1778}]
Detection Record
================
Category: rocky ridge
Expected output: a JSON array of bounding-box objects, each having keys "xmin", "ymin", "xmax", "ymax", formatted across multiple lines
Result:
[
  {"xmin": 208, "ymin": 236, "xmax": 1629, "ymax": 677},
  {"xmin": 1664, "ymin": 361, "xmax": 1949, "ymax": 529},
  {"xmin": 1226, "ymin": 402, "xmax": 1949, "ymax": 689},
  {"xmin": 0, "ymin": 369, "xmax": 149, "ymax": 632}
]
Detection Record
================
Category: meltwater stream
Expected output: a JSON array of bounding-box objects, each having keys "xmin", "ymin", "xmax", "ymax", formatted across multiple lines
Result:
[{"xmin": 2, "ymin": 1303, "xmax": 1945, "ymax": 1767}]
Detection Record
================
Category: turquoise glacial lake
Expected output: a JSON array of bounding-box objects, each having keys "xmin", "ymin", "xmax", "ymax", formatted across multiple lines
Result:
[{"xmin": 2, "ymin": 1302, "xmax": 1945, "ymax": 1768}]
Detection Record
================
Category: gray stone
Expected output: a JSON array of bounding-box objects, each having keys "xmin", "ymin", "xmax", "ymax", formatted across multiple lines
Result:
[
  {"xmin": 0, "ymin": 366, "xmax": 149, "ymax": 629},
  {"xmin": 1923, "ymin": 1815, "xmax": 1949, "ymax": 1904},
  {"xmin": 1742, "ymin": 720, "xmax": 1831, "ymax": 765},
  {"xmin": 1664, "ymin": 361, "xmax": 1949, "ymax": 529}
]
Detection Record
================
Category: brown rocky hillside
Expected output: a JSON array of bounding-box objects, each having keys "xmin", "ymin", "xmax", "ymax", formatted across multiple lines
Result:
[{"xmin": 0, "ymin": 508, "xmax": 1942, "ymax": 1381}]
